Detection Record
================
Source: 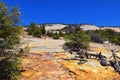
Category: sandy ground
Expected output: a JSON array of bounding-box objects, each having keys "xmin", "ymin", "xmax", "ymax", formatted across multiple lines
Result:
[{"xmin": 23, "ymin": 36, "xmax": 65, "ymax": 53}]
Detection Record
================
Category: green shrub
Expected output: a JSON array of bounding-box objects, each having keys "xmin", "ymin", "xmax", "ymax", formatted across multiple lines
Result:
[
  {"xmin": 89, "ymin": 29, "xmax": 120, "ymax": 45},
  {"xmin": 52, "ymin": 33, "xmax": 60, "ymax": 39},
  {"xmin": 0, "ymin": 59, "xmax": 21, "ymax": 80},
  {"xmin": 46, "ymin": 31, "xmax": 52, "ymax": 37},
  {"xmin": 0, "ymin": 1, "xmax": 24, "ymax": 80},
  {"xmin": 64, "ymin": 30, "xmax": 90, "ymax": 50},
  {"xmin": 27, "ymin": 23, "xmax": 45, "ymax": 38},
  {"xmin": 89, "ymin": 32, "xmax": 104, "ymax": 44}
]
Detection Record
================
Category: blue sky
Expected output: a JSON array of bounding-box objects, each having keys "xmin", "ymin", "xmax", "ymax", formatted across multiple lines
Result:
[{"xmin": 3, "ymin": 0, "xmax": 120, "ymax": 26}]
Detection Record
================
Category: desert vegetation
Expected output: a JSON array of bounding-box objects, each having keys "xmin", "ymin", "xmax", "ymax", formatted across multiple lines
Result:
[
  {"xmin": 27, "ymin": 23, "xmax": 62, "ymax": 39},
  {"xmin": 87, "ymin": 29, "xmax": 120, "ymax": 45},
  {"xmin": 0, "ymin": 1, "xmax": 27, "ymax": 80},
  {"xmin": 0, "ymin": 0, "xmax": 120, "ymax": 80},
  {"xmin": 64, "ymin": 29, "xmax": 90, "ymax": 50},
  {"xmin": 26, "ymin": 23, "xmax": 45, "ymax": 38},
  {"xmin": 26, "ymin": 23, "xmax": 120, "ymax": 46}
]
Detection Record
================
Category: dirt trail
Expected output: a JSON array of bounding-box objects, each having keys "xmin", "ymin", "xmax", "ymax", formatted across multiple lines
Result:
[{"xmin": 23, "ymin": 36, "xmax": 65, "ymax": 53}]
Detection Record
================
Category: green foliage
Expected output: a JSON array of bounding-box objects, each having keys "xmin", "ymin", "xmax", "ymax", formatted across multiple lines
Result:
[
  {"xmin": 0, "ymin": 2, "xmax": 22, "ymax": 48},
  {"xmin": 64, "ymin": 30, "xmax": 90, "ymax": 49},
  {"xmin": 52, "ymin": 32, "xmax": 60, "ymax": 39},
  {"xmin": 59, "ymin": 31, "xmax": 64, "ymax": 37},
  {"xmin": 91, "ymin": 29, "xmax": 120, "ymax": 45},
  {"xmin": 110, "ymin": 36, "xmax": 120, "ymax": 45},
  {"xmin": 46, "ymin": 31, "xmax": 61, "ymax": 39},
  {"xmin": 41, "ymin": 25, "xmax": 46, "ymax": 35},
  {"xmin": 27, "ymin": 23, "xmax": 46, "ymax": 38},
  {"xmin": 33, "ymin": 26, "xmax": 42, "ymax": 38},
  {"xmin": 0, "ymin": 2, "xmax": 21, "ymax": 27},
  {"xmin": 27, "ymin": 22, "xmax": 36, "ymax": 35},
  {"xmin": 88, "ymin": 32, "xmax": 104, "ymax": 44},
  {"xmin": 10, "ymin": 6, "xmax": 21, "ymax": 26},
  {"xmin": 0, "ymin": 27, "xmax": 22, "ymax": 48},
  {"xmin": 0, "ymin": 59, "xmax": 21, "ymax": 80},
  {"xmin": 0, "ymin": 1, "xmax": 23, "ymax": 80},
  {"xmin": 46, "ymin": 31, "xmax": 52, "ymax": 37}
]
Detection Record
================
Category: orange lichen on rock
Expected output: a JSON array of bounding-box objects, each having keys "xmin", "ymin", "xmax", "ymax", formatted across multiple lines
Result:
[
  {"xmin": 21, "ymin": 51, "xmax": 120, "ymax": 80},
  {"xmin": 61, "ymin": 59, "xmax": 120, "ymax": 80},
  {"xmin": 21, "ymin": 69, "xmax": 34, "ymax": 77},
  {"xmin": 54, "ymin": 52, "xmax": 69, "ymax": 59}
]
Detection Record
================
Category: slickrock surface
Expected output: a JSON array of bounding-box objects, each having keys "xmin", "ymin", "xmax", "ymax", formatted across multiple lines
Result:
[
  {"xmin": 61, "ymin": 60, "xmax": 120, "ymax": 80},
  {"xmin": 21, "ymin": 52, "xmax": 120, "ymax": 80},
  {"xmin": 21, "ymin": 52, "xmax": 76, "ymax": 80},
  {"xmin": 21, "ymin": 36, "xmax": 120, "ymax": 80}
]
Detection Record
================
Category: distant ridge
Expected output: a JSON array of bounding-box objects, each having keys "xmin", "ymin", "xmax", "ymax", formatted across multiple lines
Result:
[
  {"xmin": 38, "ymin": 23, "xmax": 120, "ymax": 28},
  {"xmin": 39, "ymin": 23, "xmax": 120, "ymax": 32},
  {"xmin": 99, "ymin": 26, "xmax": 120, "ymax": 28},
  {"xmin": 23, "ymin": 23, "xmax": 120, "ymax": 32}
]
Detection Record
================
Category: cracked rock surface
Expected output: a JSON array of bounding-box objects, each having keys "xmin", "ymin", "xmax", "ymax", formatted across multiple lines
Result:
[{"xmin": 21, "ymin": 52, "xmax": 120, "ymax": 80}]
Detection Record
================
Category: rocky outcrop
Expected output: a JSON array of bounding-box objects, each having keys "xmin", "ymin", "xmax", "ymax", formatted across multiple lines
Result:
[
  {"xmin": 44, "ymin": 24, "xmax": 100, "ymax": 31},
  {"xmin": 38, "ymin": 24, "xmax": 120, "ymax": 33},
  {"xmin": 21, "ymin": 52, "xmax": 120, "ymax": 80},
  {"xmin": 21, "ymin": 53, "xmax": 76, "ymax": 80},
  {"xmin": 80, "ymin": 24, "xmax": 99, "ymax": 30},
  {"xmin": 61, "ymin": 59, "xmax": 120, "ymax": 80},
  {"xmin": 44, "ymin": 24, "xmax": 67, "ymax": 31}
]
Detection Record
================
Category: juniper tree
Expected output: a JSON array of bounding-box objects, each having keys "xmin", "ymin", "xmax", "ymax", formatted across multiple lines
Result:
[
  {"xmin": 0, "ymin": 1, "xmax": 23, "ymax": 80},
  {"xmin": 64, "ymin": 29, "xmax": 90, "ymax": 51}
]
